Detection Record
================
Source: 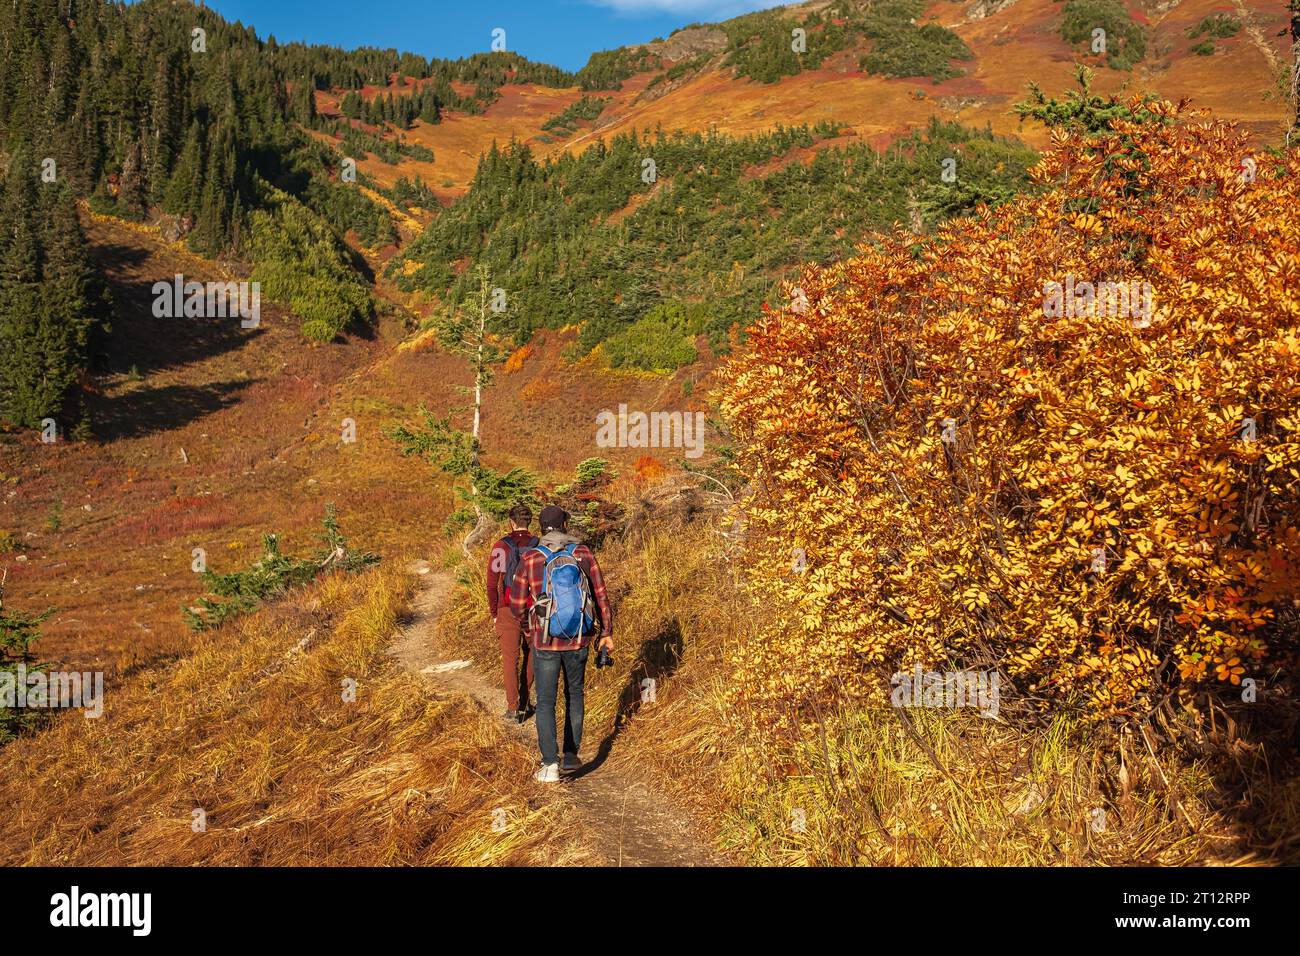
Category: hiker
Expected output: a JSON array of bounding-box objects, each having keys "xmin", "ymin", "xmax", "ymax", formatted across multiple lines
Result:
[
  {"xmin": 487, "ymin": 503, "xmax": 538, "ymax": 723},
  {"xmin": 509, "ymin": 505, "xmax": 613, "ymax": 783}
]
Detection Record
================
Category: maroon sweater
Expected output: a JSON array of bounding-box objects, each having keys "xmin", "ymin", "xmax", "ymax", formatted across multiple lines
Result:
[{"xmin": 486, "ymin": 530, "xmax": 538, "ymax": 617}]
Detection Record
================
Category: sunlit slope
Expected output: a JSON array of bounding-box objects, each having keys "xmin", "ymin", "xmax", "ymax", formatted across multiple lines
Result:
[{"xmin": 327, "ymin": 0, "xmax": 1290, "ymax": 199}]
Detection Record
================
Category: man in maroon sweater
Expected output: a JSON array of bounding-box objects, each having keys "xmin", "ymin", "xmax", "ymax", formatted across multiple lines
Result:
[{"xmin": 486, "ymin": 504, "xmax": 538, "ymax": 722}]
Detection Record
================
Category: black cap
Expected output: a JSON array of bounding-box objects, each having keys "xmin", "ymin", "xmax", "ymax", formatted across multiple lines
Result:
[{"xmin": 538, "ymin": 505, "xmax": 569, "ymax": 532}]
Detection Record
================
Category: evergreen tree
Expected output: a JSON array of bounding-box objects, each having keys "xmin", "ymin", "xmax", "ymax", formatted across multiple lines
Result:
[{"xmin": 0, "ymin": 153, "xmax": 105, "ymax": 429}]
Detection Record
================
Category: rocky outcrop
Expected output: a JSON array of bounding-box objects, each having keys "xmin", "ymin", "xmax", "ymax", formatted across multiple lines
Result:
[
  {"xmin": 966, "ymin": 0, "xmax": 1019, "ymax": 21},
  {"xmin": 643, "ymin": 25, "xmax": 727, "ymax": 63}
]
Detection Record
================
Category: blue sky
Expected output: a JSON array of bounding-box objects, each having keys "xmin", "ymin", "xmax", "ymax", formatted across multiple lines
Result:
[{"xmin": 200, "ymin": 0, "xmax": 787, "ymax": 72}]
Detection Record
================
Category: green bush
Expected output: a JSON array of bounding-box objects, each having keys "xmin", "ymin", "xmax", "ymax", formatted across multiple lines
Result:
[
  {"xmin": 860, "ymin": 22, "xmax": 973, "ymax": 82},
  {"xmin": 541, "ymin": 96, "xmax": 610, "ymax": 138},
  {"xmin": 1060, "ymin": 0, "xmax": 1146, "ymax": 71},
  {"xmin": 1189, "ymin": 14, "xmax": 1240, "ymax": 40},
  {"xmin": 1, "ymin": 582, "xmax": 53, "ymax": 743},
  {"xmin": 388, "ymin": 408, "xmax": 539, "ymax": 519},
  {"xmin": 248, "ymin": 191, "xmax": 374, "ymax": 342},
  {"xmin": 576, "ymin": 458, "xmax": 615, "ymax": 483},
  {"xmin": 304, "ymin": 177, "xmax": 394, "ymax": 248},
  {"xmin": 723, "ymin": 8, "xmax": 853, "ymax": 83},
  {"xmin": 473, "ymin": 467, "xmax": 540, "ymax": 518},
  {"xmin": 602, "ymin": 303, "xmax": 700, "ymax": 373},
  {"xmin": 335, "ymin": 124, "xmax": 433, "ymax": 165},
  {"xmin": 184, "ymin": 506, "xmax": 379, "ymax": 631},
  {"xmin": 387, "ymin": 175, "xmax": 439, "ymax": 211},
  {"xmin": 666, "ymin": 57, "xmax": 707, "ymax": 81},
  {"xmin": 576, "ymin": 48, "xmax": 661, "ymax": 91}
]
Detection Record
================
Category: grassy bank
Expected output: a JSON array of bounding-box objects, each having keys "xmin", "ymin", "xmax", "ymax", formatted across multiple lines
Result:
[{"xmin": 0, "ymin": 565, "xmax": 593, "ymax": 866}]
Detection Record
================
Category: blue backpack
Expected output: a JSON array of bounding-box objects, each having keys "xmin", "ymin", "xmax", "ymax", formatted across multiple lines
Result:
[{"xmin": 532, "ymin": 543, "xmax": 596, "ymax": 643}]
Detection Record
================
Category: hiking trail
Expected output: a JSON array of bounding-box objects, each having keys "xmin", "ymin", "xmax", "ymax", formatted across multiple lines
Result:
[
  {"xmin": 1230, "ymin": 0, "xmax": 1283, "ymax": 77},
  {"xmin": 388, "ymin": 562, "xmax": 725, "ymax": 867}
]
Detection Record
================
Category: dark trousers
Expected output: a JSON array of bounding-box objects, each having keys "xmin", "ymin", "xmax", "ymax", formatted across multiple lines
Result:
[
  {"xmin": 495, "ymin": 609, "xmax": 533, "ymax": 713},
  {"xmin": 533, "ymin": 646, "xmax": 590, "ymax": 766}
]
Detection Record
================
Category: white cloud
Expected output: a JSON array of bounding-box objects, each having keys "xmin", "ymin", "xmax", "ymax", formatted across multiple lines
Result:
[{"xmin": 587, "ymin": 0, "xmax": 788, "ymax": 17}]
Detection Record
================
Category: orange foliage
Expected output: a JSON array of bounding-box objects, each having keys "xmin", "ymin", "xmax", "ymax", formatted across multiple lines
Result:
[
  {"xmin": 517, "ymin": 375, "xmax": 562, "ymax": 405},
  {"xmin": 719, "ymin": 102, "xmax": 1300, "ymax": 722},
  {"xmin": 503, "ymin": 343, "xmax": 534, "ymax": 374},
  {"xmin": 633, "ymin": 455, "xmax": 666, "ymax": 482}
]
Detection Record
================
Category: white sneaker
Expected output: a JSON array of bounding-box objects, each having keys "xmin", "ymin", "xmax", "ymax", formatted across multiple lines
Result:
[
  {"xmin": 561, "ymin": 754, "xmax": 581, "ymax": 772},
  {"xmin": 534, "ymin": 763, "xmax": 560, "ymax": 783}
]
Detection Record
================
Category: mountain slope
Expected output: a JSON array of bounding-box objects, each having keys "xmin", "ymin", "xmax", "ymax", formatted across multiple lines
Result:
[{"xmin": 335, "ymin": 0, "xmax": 1293, "ymax": 200}]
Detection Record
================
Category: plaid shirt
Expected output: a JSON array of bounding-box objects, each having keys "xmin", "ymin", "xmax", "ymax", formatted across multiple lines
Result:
[{"xmin": 508, "ymin": 536, "xmax": 613, "ymax": 651}]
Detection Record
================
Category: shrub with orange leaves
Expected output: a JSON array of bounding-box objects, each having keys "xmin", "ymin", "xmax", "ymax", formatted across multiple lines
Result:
[
  {"xmin": 503, "ymin": 343, "xmax": 534, "ymax": 374},
  {"xmin": 634, "ymin": 454, "xmax": 667, "ymax": 482},
  {"xmin": 719, "ymin": 101, "xmax": 1300, "ymax": 723}
]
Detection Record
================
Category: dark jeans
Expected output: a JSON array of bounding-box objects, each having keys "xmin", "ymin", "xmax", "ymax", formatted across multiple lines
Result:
[{"xmin": 533, "ymin": 646, "xmax": 589, "ymax": 766}]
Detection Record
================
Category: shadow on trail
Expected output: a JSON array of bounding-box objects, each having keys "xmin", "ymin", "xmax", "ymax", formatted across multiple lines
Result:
[{"xmin": 569, "ymin": 618, "xmax": 685, "ymax": 781}]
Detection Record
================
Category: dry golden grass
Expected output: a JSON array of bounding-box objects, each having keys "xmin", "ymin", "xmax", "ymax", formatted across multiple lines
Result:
[
  {"xmin": 0, "ymin": 565, "xmax": 594, "ymax": 866},
  {"xmin": 717, "ymin": 705, "xmax": 1270, "ymax": 867},
  {"xmin": 10, "ymin": 469, "xmax": 1290, "ymax": 866}
]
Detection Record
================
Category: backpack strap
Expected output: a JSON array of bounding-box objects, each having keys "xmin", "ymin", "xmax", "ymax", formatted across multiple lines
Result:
[
  {"xmin": 498, "ymin": 536, "xmax": 518, "ymax": 570},
  {"xmin": 533, "ymin": 543, "xmax": 555, "ymax": 592},
  {"xmin": 530, "ymin": 544, "xmax": 557, "ymax": 644},
  {"xmin": 570, "ymin": 544, "xmax": 597, "ymax": 633}
]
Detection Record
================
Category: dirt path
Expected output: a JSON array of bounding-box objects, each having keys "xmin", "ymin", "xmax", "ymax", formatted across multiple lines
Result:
[
  {"xmin": 388, "ymin": 562, "xmax": 724, "ymax": 867},
  {"xmin": 1231, "ymin": 0, "xmax": 1283, "ymax": 76}
]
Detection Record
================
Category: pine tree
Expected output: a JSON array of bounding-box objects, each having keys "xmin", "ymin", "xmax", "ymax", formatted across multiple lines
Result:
[
  {"xmin": 402, "ymin": 265, "xmax": 514, "ymax": 556},
  {"xmin": 147, "ymin": 54, "xmax": 182, "ymax": 204},
  {"xmin": 117, "ymin": 141, "xmax": 147, "ymax": 219},
  {"xmin": 0, "ymin": 154, "xmax": 102, "ymax": 430}
]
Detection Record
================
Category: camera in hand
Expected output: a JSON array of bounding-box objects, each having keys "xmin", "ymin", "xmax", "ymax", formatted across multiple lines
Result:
[{"xmin": 595, "ymin": 644, "xmax": 614, "ymax": 669}]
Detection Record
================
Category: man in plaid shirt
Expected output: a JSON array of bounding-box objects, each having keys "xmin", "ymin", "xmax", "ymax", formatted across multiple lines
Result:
[{"xmin": 509, "ymin": 505, "xmax": 613, "ymax": 781}]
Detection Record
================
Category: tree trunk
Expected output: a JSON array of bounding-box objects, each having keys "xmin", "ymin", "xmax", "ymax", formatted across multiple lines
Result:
[
  {"xmin": 461, "ymin": 510, "xmax": 495, "ymax": 561},
  {"xmin": 1292, "ymin": 1, "xmax": 1300, "ymax": 138},
  {"xmin": 464, "ymin": 269, "xmax": 489, "ymax": 559}
]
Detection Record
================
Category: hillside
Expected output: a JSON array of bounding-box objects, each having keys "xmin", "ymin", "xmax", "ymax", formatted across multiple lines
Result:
[
  {"xmin": 332, "ymin": 0, "xmax": 1293, "ymax": 202},
  {"xmin": 316, "ymin": 0, "xmax": 1296, "ymax": 363},
  {"xmin": 0, "ymin": 210, "xmax": 714, "ymax": 674}
]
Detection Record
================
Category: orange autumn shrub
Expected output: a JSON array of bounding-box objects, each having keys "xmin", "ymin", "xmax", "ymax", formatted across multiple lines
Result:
[
  {"xmin": 503, "ymin": 343, "xmax": 534, "ymax": 373},
  {"xmin": 634, "ymin": 454, "xmax": 667, "ymax": 482},
  {"xmin": 720, "ymin": 102, "xmax": 1300, "ymax": 722}
]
